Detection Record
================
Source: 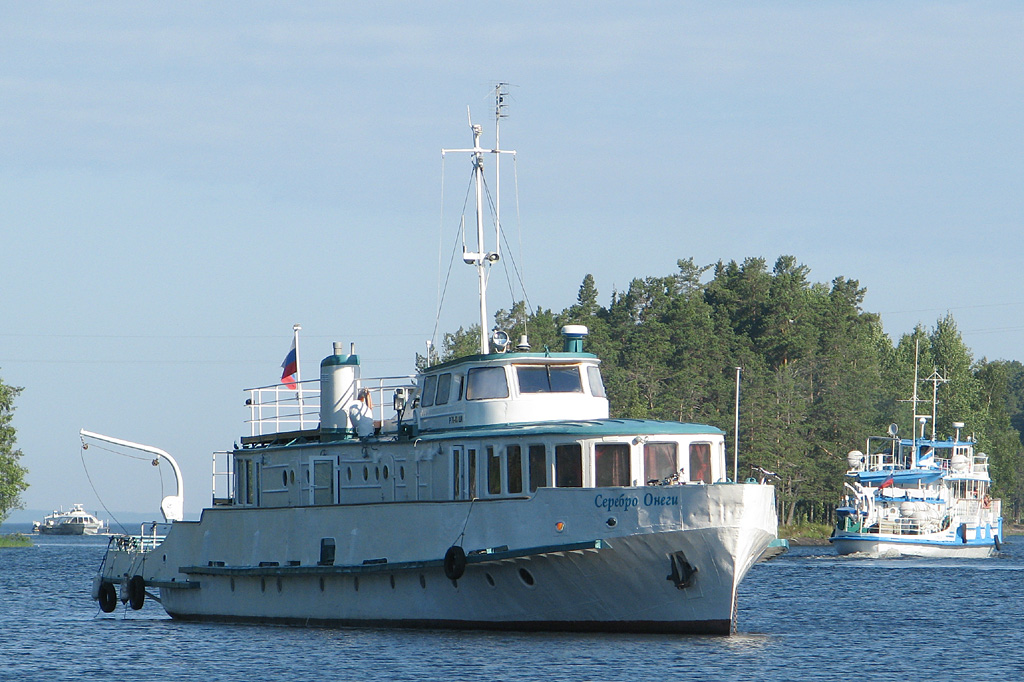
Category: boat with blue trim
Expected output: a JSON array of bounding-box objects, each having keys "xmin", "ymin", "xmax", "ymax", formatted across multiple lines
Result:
[
  {"xmin": 831, "ymin": 361, "xmax": 1003, "ymax": 557},
  {"xmin": 87, "ymin": 87, "xmax": 779, "ymax": 633}
]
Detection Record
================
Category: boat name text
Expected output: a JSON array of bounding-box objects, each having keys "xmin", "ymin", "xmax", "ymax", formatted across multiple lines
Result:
[{"xmin": 594, "ymin": 492, "xmax": 678, "ymax": 512}]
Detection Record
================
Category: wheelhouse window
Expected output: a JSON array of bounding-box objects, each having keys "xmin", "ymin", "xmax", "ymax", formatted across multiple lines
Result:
[
  {"xmin": 507, "ymin": 445, "xmax": 523, "ymax": 494},
  {"xmin": 420, "ymin": 374, "xmax": 438, "ymax": 407},
  {"xmin": 435, "ymin": 373, "xmax": 452, "ymax": 405},
  {"xmin": 644, "ymin": 442, "xmax": 678, "ymax": 483},
  {"xmin": 516, "ymin": 365, "xmax": 583, "ymax": 393},
  {"xmin": 555, "ymin": 443, "xmax": 583, "ymax": 487},
  {"xmin": 595, "ymin": 443, "xmax": 631, "ymax": 487},
  {"xmin": 689, "ymin": 442, "xmax": 712, "ymax": 484},
  {"xmin": 587, "ymin": 366, "xmax": 606, "ymax": 398},
  {"xmin": 466, "ymin": 367, "xmax": 509, "ymax": 400},
  {"xmin": 528, "ymin": 444, "xmax": 547, "ymax": 491}
]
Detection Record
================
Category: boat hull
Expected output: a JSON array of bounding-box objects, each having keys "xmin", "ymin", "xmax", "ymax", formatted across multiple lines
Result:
[
  {"xmin": 831, "ymin": 524, "xmax": 1002, "ymax": 559},
  {"xmin": 100, "ymin": 483, "xmax": 777, "ymax": 634}
]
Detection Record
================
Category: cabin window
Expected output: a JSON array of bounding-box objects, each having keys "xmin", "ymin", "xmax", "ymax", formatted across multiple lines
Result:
[
  {"xmin": 644, "ymin": 442, "xmax": 678, "ymax": 483},
  {"xmin": 555, "ymin": 443, "xmax": 583, "ymax": 487},
  {"xmin": 507, "ymin": 445, "xmax": 523, "ymax": 494},
  {"xmin": 455, "ymin": 375, "xmax": 464, "ymax": 401},
  {"xmin": 528, "ymin": 444, "xmax": 547, "ymax": 491},
  {"xmin": 595, "ymin": 443, "xmax": 631, "ymax": 487},
  {"xmin": 467, "ymin": 448, "xmax": 478, "ymax": 498},
  {"xmin": 689, "ymin": 443, "xmax": 712, "ymax": 484},
  {"xmin": 487, "ymin": 446, "xmax": 501, "ymax": 495},
  {"xmin": 435, "ymin": 373, "xmax": 452, "ymax": 405},
  {"xmin": 421, "ymin": 375, "xmax": 438, "ymax": 407},
  {"xmin": 587, "ymin": 366, "xmax": 606, "ymax": 398},
  {"xmin": 516, "ymin": 365, "xmax": 583, "ymax": 393},
  {"xmin": 453, "ymin": 448, "xmax": 461, "ymax": 499},
  {"xmin": 466, "ymin": 367, "xmax": 509, "ymax": 400}
]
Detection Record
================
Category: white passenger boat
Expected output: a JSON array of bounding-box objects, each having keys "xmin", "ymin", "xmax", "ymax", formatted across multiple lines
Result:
[
  {"xmin": 33, "ymin": 504, "xmax": 106, "ymax": 535},
  {"xmin": 88, "ymin": 88, "xmax": 779, "ymax": 633},
  {"xmin": 831, "ymin": 363, "xmax": 1003, "ymax": 558}
]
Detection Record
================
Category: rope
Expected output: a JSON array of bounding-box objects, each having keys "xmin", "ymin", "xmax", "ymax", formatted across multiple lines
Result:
[
  {"xmin": 79, "ymin": 440, "xmax": 131, "ymax": 535},
  {"xmin": 453, "ymin": 497, "xmax": 476, "ymax": 547}
]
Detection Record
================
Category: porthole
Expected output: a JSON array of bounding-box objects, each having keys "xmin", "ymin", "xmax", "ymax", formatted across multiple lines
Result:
[
  {"xmin": 383, "ymin": 465, "xmax": 389, "ymax": 480},
  {"xmin": 347, "ymin": 467, "xmax": 352, "ymax": 481},
  {"xmin": 400, "ymin": 466, "xmax": 405, "ymax": 480},
  {"xmin": 390, "ymin": 575, "xmax": 396, "ymax": 589},
  {"xmin": 260, "ymin": 578, "xmax": 266, "ymax": 593},
  {"xmin": 306, "ymin": 469, "xmax": 310, "ymax": 483},
  {"xmin": 485, "ymin": 573, "xmax": 495, "ymax": 587},
  {"xmin": 282, "ymin": 470, "xmax": 288, "ymax": 487},
  {"xmin": 363, "ymin": 466, "xmax": 368, "ymax": 481},
  {"xmin": 319, "ymin": 577, "xmax": 325, "ymax": 592},
  {"xmin": 518, "ymin": 568, "xmax": 535, "ymax": 586},
  {"xmin": 276, "ymin": 577, "xmax": 283, "ymax": 593},
  {"xmin": 230, "ymin": 578, "xmax": 235, "ymax": 592},
  {"xmin": 419, "ymin": 574, "xmax": 426, "ymax": 589},
  {"xmin": 375, "ymin": 466, "xmax": 380, "ymax": 481},
  {"xmin": 354, "ymin": 576, "xmax": 360, "ymax": 591},
  {"xmin": 290, "ymin": 470, "xmax": 295, "ymax": 484}
]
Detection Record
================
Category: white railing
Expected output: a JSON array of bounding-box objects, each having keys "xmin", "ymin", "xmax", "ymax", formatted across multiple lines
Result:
[
  {"xmin": 246, "ymin": 380, "xmax": 321, "ymax": 436},
  {"xmin": 244, "ymin": 375, "xmax": 418, "ymax": 437},
  {"xmin": 212, "ymin": 450, "xmax": 233, "ymax": 504}
]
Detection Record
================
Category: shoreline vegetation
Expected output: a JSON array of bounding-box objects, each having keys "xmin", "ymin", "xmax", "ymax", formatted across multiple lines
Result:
[{"xmin": 0, "ymin": 533, "xmax": 33, "ymax": 548}]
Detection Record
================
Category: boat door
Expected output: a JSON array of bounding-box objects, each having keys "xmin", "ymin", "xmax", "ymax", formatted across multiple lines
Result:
[
  {"xmin": 451, "ymin": 444, "xmax": 481, "ymax": 500},
  {"xmin": 310, "ymin": 456, "xmax": 336, "ymax": 505}
]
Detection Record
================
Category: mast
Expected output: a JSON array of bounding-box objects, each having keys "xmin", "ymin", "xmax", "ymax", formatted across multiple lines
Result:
[{"xmin": 442, "ymin": 84, "xmax": 516, "ymax": 355}]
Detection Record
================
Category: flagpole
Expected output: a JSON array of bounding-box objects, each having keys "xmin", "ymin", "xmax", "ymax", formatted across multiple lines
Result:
[
  {"xmin": 733, "ymin": 366, "xmax": 741, "ymax": 482},
  {"xmin": 293, "ymin": 323, "xmax": 303, "ymax": 429}
]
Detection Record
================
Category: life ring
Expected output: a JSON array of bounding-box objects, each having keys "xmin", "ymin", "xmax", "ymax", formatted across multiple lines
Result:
[
  {"xmin": 98, "ymin": 582, "xmax": 118, "ymax": 613},
  {"xmin": 443, "ymin": 545, "xmax": 466, "ymax": 581},
  {"xmin": 128, "ymin": 575, "xmax": 146, "ymax": 611}
]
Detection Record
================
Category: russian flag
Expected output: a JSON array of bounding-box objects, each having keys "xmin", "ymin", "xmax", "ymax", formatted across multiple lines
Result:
[
  {"xmin": 280, "ymin": 338, "xmax": 298, "ymax": 389},
  {"xmin": 878, "ymin": 473, "xmax": 895, "ymax": 490}
]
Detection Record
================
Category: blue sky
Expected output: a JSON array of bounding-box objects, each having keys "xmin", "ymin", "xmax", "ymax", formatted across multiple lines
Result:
[{"xmin": 2, "ymin": 3, "xmax": 1023, "ymax": 518}]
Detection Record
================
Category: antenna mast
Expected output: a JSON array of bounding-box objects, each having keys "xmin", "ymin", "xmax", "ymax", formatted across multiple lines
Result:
[{"xmin": 442, "ymin": 84, "xmax": 516, "ymax": 355}]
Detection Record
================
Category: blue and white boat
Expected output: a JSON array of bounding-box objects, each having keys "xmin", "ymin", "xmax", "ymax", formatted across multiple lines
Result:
[
  {"xmin": 832, "ymin": 365, "xmax": 1003, "ymax": 558},
  {"xmin": 87, "ymin": 87, "xmax": 779, "ymax": 633}
]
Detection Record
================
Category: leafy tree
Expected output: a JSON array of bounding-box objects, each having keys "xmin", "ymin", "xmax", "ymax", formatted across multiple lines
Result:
[{"xmin": 0, "ymin": 374, "xmax": 28, "ymax": 523}]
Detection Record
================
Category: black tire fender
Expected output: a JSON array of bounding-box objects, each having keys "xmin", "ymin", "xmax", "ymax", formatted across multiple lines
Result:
[
  {"xmin": 98, "ymin": 582, "xmax": 118, "ymax": 613},
  {"xmin": 128, "ymin": 575, "xmax": 146, "ymax": 611},
  {"xmin": 443, "ymin": 545, "xmax": 466, "ymax": 581}
]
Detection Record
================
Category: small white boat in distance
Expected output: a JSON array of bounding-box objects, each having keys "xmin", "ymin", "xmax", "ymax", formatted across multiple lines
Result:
[{"xmin": 33, "ymin": 504, "xmax": 107, "ymax": 535}]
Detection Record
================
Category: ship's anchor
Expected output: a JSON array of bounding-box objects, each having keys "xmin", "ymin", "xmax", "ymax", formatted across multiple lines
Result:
[{"xmin": 667, "ymin": 551, "xmax": 697, "ymax": 589}]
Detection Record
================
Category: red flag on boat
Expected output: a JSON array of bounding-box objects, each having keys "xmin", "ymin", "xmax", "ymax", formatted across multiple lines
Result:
[
  {"xmin": 878, "ymin": 473, "xmax": 895, "ymax": 490},
  {"xmin": 280, "ymin": 336, "xmax": 298, "ymax": 389}
]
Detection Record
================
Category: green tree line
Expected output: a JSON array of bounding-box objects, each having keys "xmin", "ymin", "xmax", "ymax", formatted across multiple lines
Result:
[{"xmin": 440, "ymin": 256, "xmax": 1024, "ymax": 526}]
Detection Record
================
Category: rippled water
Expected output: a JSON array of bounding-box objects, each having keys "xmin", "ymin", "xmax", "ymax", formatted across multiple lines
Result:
[{"xmin": 2, "ymin": 527, "xmax": 1022, "ymax": 681}]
